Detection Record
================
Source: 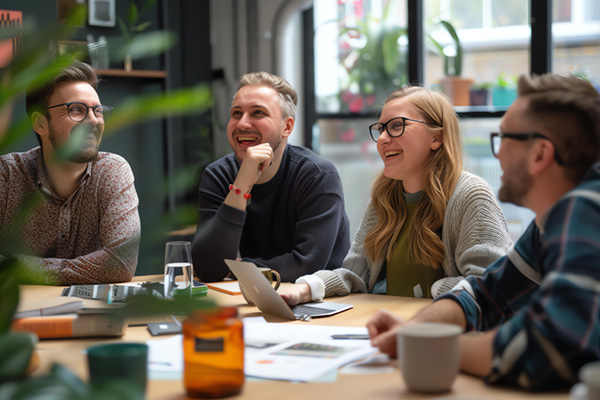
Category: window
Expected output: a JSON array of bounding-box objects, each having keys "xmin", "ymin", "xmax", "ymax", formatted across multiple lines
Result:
[
  {"xmin": 314, "ymin": 0, "xmax": 409, "ymax": 114},
  {"xmin": 425, "ymin": 0, "xmax": 530, "ymax": 108},
  {"xmin": 552, "ymin": 0, "xmax": 600, "ymax": 90},
  {"xmin": 306, "ymin": 0, "xmax": 586, "ymax": 237}
]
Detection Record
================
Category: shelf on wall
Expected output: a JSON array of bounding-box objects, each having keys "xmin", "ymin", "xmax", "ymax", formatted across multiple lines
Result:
[{"xmin": 94, "ymin": 69, "xmax": 167, "ymax": 79}]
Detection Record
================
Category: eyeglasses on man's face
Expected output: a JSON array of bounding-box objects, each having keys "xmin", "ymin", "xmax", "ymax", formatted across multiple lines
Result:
[
  {"xmin": 45, "ymin": 102, "xmax": 114, "ymax": 123},
  {"xmin": 368, "ymin": 116, "xmax": 441, "ymax": 143},
  {"xmin": 490, "ymin": 132, "xmax": 565, "ymax": 165}
]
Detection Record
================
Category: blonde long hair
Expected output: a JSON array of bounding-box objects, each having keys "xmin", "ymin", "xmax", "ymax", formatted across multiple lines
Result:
[{"xmin": 364, "ymin": 86, "xmax": 463, "ymax": 269}]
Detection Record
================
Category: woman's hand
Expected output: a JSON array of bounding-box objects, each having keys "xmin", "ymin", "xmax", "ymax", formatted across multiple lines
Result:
[{"xmin": 279, "ymin": 283, "xmax": 312, "ymax": 306}]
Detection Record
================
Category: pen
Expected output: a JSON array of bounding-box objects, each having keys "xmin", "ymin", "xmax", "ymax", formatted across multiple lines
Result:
[{"xmin": 330, "ymin": 334, "xmax": 370, "ymax": 340}]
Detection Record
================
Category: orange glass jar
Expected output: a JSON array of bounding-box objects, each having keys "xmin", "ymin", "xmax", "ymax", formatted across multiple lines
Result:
[{"xmin": 183, "ymin": 307, "xmax": 244, "ymax": 398}]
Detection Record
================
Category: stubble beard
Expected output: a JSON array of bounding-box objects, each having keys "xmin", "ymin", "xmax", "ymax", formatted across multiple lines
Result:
[
  {"xmin": 49, "ymin": 123, "xmax": 101, "ymax": 163},
  {"xmin": 497, "ymin": 158, "xmax": 532, "ymax": 207}
]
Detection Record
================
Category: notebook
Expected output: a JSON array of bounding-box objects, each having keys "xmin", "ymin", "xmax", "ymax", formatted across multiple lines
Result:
[{"xmin": 224, "ymin": 259, "xmax": 353, "ymax": 320}]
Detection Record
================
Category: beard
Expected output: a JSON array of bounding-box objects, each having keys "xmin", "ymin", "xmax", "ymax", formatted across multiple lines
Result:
[
  {"xmin": 49, "ymin": 123, "xmax": 102, "ymax": 163},
  {"xmin": 267, "ymin": 134, "xmax": 282, "ymax": 154},
  {"xmin": 498, "ymin": 157, "xmax": 532, "ymax": 207}
]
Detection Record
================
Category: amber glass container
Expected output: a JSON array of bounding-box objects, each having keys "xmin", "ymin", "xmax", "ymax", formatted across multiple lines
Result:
[{"xmin": 183, "ymin": 307, "xmax": 244, "ymax": 398}]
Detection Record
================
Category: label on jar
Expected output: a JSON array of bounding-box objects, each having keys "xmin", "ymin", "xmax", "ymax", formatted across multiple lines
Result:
[{"xmin": 194, "ymin": 336, "xmax": 225, "ymax": 352}]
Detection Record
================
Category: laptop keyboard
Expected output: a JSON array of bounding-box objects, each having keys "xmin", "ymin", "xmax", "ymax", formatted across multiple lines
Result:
[{"xmin": 292, "ymin": 304, "xmax": 329, "ymax": 316}]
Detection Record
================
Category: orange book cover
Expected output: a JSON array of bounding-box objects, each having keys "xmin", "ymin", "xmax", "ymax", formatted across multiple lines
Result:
[
  {"xmin": 12, "ymin": 315, "xmax": 75, "ymax": 339},
  {"xmin": 205, "ymin": 281, "xmax": 241, "ymax": 295}
]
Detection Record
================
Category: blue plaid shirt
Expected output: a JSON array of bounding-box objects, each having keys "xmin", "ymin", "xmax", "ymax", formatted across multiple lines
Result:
[{"xmin": 438, "ymin": 162, "xmax": 600, "ymax": 390}]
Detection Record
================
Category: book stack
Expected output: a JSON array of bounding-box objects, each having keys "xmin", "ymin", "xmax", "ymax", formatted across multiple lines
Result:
[{"xmin": 12, "ymin": 297, "xmax": 127, "ymax": 339}]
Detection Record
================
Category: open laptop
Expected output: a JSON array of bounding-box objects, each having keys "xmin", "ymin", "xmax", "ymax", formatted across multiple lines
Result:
[{"xmin": 225, "ymin": 259, "xmax": 353, "ymax": 320}]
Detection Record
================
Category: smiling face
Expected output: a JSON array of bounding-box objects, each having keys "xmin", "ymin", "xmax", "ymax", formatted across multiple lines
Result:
[
  {"xmin": 376, "ymin": 97, "xmax": 443, "ymax": 192},
  {"xmin": 227, "ymin": 85, "xmax": 293, "ymax": 162},
  {"xmin": 43, "ymin": 81, "xmax": 104, "ymax": 163}
]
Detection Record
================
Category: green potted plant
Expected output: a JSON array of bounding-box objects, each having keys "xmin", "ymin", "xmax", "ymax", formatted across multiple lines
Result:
[
  {"xmin": 0, "ymin": 6, "xmax": 214, "ymax": 397},
  {"xmin": 338, "ymin": 2, "xmax": 408, "ymax": 113},
  {"xmin": 492, "ymin": 72, "xmax": 517, "ymax": 107},
  {"xmin": 429, "ymin": 20, "xmax": 473, "ymax": 106},
  {"xmin": 469, "ymin": 81, "xmax": 492, "ymax": 106},
  {"xmin": 117, "ymin": 0, "xmax": 156, "ymax": 71}
]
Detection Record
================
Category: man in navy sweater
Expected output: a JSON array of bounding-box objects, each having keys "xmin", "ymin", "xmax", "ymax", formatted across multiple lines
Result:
[{"xmin": 192, "ymin": 72, "xmax": 350, "ymax": 282}]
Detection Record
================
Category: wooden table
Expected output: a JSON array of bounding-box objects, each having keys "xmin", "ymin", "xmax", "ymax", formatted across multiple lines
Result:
[{"xmin": 19, "ymin": 276, "xmax": 569, "ymax": 399}]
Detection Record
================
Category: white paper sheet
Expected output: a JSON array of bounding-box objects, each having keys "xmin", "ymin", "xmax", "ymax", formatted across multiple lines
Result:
[
  {"xmin": 245, "ymin": 339, "xmax": 376, "ymax": 382},
  {"xmin": 243, "ymin": 316, "xmax": 371, "ymax": 349},
  {"xmin": 147, "ymin": 318, "xmax": 376, "ymax": 382},
  {"xmin": 147, "ymin": 334, "xmax": 183, "ymax": 378}
]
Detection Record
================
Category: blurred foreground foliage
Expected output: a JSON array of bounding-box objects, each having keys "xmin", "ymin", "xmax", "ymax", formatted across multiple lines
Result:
[{"xmin": 0, "ymin": 5, "xmax": 215, "ymax": 396}]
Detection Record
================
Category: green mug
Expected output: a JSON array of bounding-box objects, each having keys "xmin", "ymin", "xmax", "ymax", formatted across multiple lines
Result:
[{"xmin": 87, "ymin": 342, "xmax": 148, "ymax": 399}]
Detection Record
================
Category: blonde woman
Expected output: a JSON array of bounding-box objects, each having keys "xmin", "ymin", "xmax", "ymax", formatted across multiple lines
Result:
[{"xmin": 282, "ymin": 86, "xmax": 512, "ymax": 304}]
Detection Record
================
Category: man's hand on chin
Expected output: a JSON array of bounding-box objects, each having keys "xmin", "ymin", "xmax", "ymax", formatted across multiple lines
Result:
[{"xmin": 237, "ymin": 143, "xmax": 274, "ymax": 186}]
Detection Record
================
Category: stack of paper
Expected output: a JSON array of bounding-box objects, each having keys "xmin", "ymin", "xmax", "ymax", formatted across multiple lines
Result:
[
  {"xmin": 147, "ymin": 317, "xmax": 376, "ymax": 382},
  {"xmin": 243, "ymin": 318, "xmax": 376, "ymax": 382}
]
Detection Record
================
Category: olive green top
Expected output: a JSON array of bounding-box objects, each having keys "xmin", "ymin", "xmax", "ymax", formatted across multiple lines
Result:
[
  {"xmin": 386, "ymin": 192, "xmax": 444, "ymax": 298},
  {"xmin": 312, "ymin": 171, "xmax": 513, "ymax": 301}
]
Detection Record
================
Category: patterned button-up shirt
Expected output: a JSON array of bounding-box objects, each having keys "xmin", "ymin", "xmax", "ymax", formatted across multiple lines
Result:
[
  {"xmin": 0, "ymin": 147, "xmax": 140, "ymax": 285},
  {"xmin": 438, "ymin": 162, "xmax": 600, "ymax": 390}
]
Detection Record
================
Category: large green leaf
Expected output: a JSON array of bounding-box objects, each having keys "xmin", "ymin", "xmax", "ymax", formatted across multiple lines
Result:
[
  {"xmin": 0, "ymin": 332, "xmax": 37, "ymax": 382},
  {"xmin": 439, "ymin": 20, "xmax": 462, "ymax": 76},
  {"xmin": 127, "ymin": 3, "xmax": 139, "ymax": 26},
  {"xmin": 109, "ymin": 31, "xmax": 177, "ymax": 61},
  {"xmin": 105, "ymin": 85, "xmax": 213, "ymax": 134},
  {"xmin": 0, "ymin": 261, "xmax": 20, "ymax": 334}
]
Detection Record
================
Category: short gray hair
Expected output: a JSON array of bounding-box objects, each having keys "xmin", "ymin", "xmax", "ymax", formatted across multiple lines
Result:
[{"xmin": 237, "ymin": 71, "xmax": 297, "ymax": 119}]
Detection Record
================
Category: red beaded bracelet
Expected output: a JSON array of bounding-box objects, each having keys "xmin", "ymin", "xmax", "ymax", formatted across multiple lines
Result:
[{"xmin": 229, "ymin": 184, "xmax": 252, "ymax": 200}]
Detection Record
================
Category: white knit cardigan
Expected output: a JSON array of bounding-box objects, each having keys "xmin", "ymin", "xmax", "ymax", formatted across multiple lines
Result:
[{"xmin": 312, "ymin": 171, "xmax": 513, "ymax": 298}]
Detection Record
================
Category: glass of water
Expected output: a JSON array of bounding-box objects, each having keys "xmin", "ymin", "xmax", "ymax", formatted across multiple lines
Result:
[{"xmin": 164, "ymin": 241, "xmax": 193, "ymax": 299}]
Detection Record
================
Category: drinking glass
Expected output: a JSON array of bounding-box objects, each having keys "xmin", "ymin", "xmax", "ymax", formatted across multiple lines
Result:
[{"xmin": 164, "ymin": 241, "xmax": 193, "ymax": 299}]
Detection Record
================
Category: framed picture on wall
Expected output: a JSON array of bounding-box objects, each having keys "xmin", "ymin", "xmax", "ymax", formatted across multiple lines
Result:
[
  {"xmin": 88, "ymin": 0, "xmax": 115, "ymax": 27},
  {"xmin": 58, "ymin": 40, "xmax": 90, "ymax": 63},
  {"xmin": 57, "ymin": 0, "xmax": 86, "ymax": 26}
]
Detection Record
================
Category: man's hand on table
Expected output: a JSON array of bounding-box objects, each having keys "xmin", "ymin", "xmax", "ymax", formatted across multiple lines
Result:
[{"xmin": 366, "ymin": 309, "xmax": 410, "ymax": 358}]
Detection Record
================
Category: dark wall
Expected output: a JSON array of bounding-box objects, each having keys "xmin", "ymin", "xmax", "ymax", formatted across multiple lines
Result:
[{"xmin": 2, "ymin": 0, "xmax": 213, "ymax": 275}]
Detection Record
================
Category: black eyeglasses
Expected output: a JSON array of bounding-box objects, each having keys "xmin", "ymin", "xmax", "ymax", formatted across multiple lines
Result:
[
  {"xmin": 46, "ymin": 102, "xmax": 113, "ymax": 122},
  {"xmin": 369, "ymin": 117, "xmax": 441, "ymax": 143},
  {"xmin": 490, "ymin": 132, "xmax": 564, "ymax": 165}
]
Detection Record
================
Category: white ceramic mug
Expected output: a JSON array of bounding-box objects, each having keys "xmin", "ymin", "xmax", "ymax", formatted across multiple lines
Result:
[
  {"xmin": 579, "ymin": 361, "xmax": 600, "ymax": 400},
  {"xmin": 396, "ymin": 322, "xmax": 462, "ymax": 393}
]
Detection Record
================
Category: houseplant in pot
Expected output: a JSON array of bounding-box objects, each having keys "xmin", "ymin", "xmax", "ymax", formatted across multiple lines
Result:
[
  {"xmin": 429, "ymin": 20, "xmax": 473, "ymax": 106},
  {"xmin": 338, "ymin": 2, "xmax": 408, "ymax": 113},
  {"xmin": 492, "ymin": 72, "xmax": 517, "ymax": 107},
  {"xmin": 0, "ymin": 6, "xmax": 216, "ymax": 398},
  {"xmin": 470, "ymin": 81, "xmax": 492, "ymax": 106}
]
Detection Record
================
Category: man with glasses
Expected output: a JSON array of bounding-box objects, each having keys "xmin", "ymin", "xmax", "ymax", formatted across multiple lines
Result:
[
  {"xmin": 366, "ymin": 73, "xmax": 600, "ymax": 390},
  {"xmin": 0, "ymin": 62, "xmax": 140, "ymax": 285}
]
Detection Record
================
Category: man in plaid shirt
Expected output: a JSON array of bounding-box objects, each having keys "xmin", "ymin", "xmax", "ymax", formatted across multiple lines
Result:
[{"xmin": 366, "ymin": 73, "xmax": 600, "ymax": 390}]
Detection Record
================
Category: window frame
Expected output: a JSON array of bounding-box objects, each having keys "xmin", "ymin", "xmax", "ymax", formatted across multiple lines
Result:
[{"xmin": 303, "ymin": 0, "xmax": 553, "ymax": 149}]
